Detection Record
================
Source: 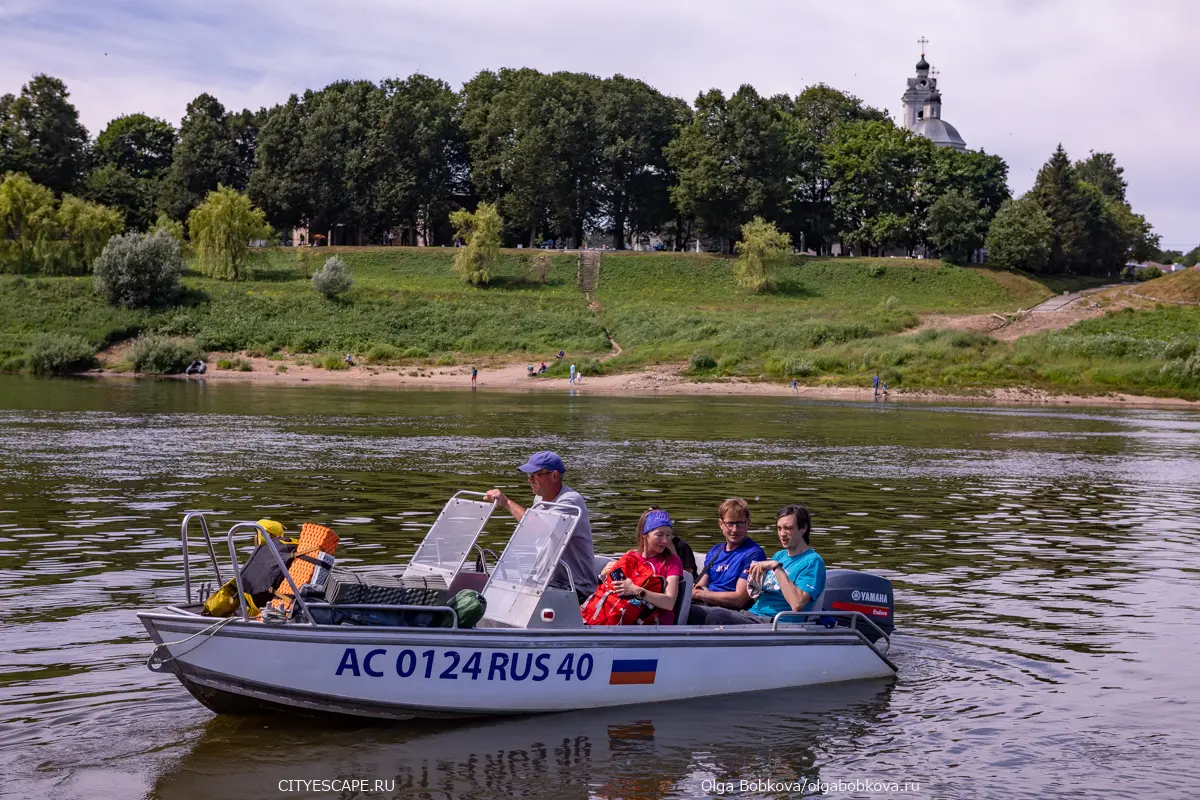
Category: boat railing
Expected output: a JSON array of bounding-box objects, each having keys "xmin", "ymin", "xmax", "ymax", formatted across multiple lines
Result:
[
  {"xmin": 771, "ymin": 610, "xmax": 892, "ymax": 656},
  {"xmin": 180, "ymin": 511, "xmax": 224, "ymax": 605},
  {"xmin": 225, "ymin": 521, "xmax": 314, "ymax": 624}
]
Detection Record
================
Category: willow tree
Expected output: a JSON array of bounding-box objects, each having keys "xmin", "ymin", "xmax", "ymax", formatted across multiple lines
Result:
[
  {"xmin": 734, "ymin": 216, "xmax": 790, "ymax": 291},
  {"xmin": 449, "ymin": 202, "xmax": 502, "ymax": 286},
  {"xmin": 187, "ymin": 185, "xmax": 271, "ymax": 279}
]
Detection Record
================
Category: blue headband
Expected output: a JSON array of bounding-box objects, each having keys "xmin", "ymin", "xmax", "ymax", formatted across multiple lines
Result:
[{"xmin": 642, "ymin": 510, "xmax": 672, "ymax": 534}]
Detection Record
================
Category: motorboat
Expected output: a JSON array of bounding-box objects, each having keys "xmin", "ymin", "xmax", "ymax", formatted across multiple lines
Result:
[{"xmin": 138, "ymin": 492, "xmax": 897, "ymax": 720}]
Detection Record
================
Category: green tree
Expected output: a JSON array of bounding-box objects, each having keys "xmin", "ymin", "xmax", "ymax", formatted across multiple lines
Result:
[
  {"xmin": 85, "ymin": 113, "xmax": 176, "ymax": 230},
  {"xmin": 734, "ymin": 216, "xmax": 790, "ymax": 291},
  {"xmin": 1030, "ymin": 144, "xmax": 1090, "ymax": 274},
  {"xmin": 54, "ymin": 194, "xmax": 124, "ymax": 274},
  {"xmin": 984, "ymin": 196, "xmax": 1054, "ymax": 272},
  {"xmin": 370, "ymin": 74, "xmax": 466, "ymax": 245},
  {"xmin": 0, "ymin": 75, "xmax": 89, "ymax": 194},
  {"xmin": 825, "ymin": 120, "xmax": 931, "ymax": 255},
  {"xmin": 82, "ymin": 165, "xmax": 153, "ymax": 231},
  {"xmin": 1074, "ymin": 151, "xmax": 1127, "ymax": 202},
  {"xmin": 160, "ymin": 94, "xmax": 258, "ymax": 221},
  {"xmin": 1181, "ymin": 246, "xmax": 1199, "ymax": 267},
  {"xmin": 92, "ymin": 114, "xmax": 176, "ymax": 178},
  {"xmin": 449, "ymin": 202, "xmax": 502, "ymax": 285},
  {"xmin": 788, "ymin": 84, "xmax": 887, "ymax": 253},
  {"xmin": 666, "ymin": 86, "xmax": 803, "ymax": 250},
  {"xmin": 150, "ymin": 212, "xmax": 185, "ymax": 245},
  {"xmin": 926, "ymin": 189, "xmax": 985, "ymax": 265},
  {"xmin": 187, "ymin": 186, "xmax": 271, "ymax": 280},
  {"xmin": 0, "ymin": 172, "xmax": 60, "ymax": 273},
  {"xmin": 462, "ymin": 69, "xmax": 603, "ymax": 248},
  {"xmin": 595, "ymin": 76, "xmax": 687, "ymax": 249},
  {"xmin": 250, "ymin": 81, "xmax": 380, "ymax": 238}
]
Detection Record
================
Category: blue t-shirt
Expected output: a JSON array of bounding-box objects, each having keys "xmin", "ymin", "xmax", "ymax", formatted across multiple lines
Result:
[
  {"xmin": 701, "ymin": 537, "xmax": 767, "ymax": 593},
  {"xmin": 749, "ymin": 548, "xmax": 826, "ymax": 619}
]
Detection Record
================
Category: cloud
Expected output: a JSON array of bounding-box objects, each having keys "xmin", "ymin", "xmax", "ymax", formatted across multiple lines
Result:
[{"xmin": 1, "ymin": 0, "xmax": 1196, "ymax": 247}]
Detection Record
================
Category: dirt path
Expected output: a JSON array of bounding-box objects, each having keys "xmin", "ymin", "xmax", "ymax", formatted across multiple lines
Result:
[{"xmin": 908, "ymin": 283, "xmax": 1129, "ymax": 341}]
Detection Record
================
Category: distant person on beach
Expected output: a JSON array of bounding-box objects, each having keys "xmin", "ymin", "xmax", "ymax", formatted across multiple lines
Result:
[
  {"xmin": 471, "ymin": 366, "xmax": 478, "ymax": 387},
  {"xmin": 882, "ymin": 381, "xmax": 889, "ymax": 398},
  {"xmin": 539, "ymin": 362, "xmax": 547, "ymax": 374},
  {"xmin": 792, "ymin": 379, "xmax": 798, "ymax": 392},
  {"xmin": 344, "ymin": 353, "xmax": 355, "ymax": 367},
  {"xmin": 569, "ymin": 363, "xmax": 577, "ymax": 384},
  {"xmin": 873, "ymin": 372, "xmax": 880, "ymax": 397},
  {"xmin": 557, "ymin": 350, "xmax": 565, "ymax": 360}
]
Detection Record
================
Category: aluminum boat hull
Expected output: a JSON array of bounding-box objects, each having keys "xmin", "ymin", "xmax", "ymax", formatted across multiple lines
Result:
[{"xmin": 139, "ymin": 608, "xmax": 896, "ymax": 720}]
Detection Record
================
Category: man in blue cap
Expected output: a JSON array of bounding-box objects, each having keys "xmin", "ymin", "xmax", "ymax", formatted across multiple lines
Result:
[{"xmin": 485, "ymin": 451, "xmax": 597, "ymax": 598}]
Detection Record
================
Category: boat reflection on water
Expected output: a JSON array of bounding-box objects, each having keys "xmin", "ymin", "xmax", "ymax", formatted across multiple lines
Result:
[{"xmin": 148, "ymin": 679, "xmax": 895, "ymax": 800}]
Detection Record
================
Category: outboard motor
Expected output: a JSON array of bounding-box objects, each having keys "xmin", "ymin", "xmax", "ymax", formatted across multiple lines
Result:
[{"xmin": 819, "ymin": 569, "xmax": 895, "ymax": 643}]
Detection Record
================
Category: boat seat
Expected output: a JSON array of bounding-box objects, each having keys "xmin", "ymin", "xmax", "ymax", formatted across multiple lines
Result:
[{"xmin": 673, "ymin": 571, "xmax": 693, "ymax": 625}]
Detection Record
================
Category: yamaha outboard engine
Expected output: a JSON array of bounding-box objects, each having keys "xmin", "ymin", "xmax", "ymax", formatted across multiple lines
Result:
[{"xmin": 819, "ymin": 569, "xmax": 895, "ymax": 643}]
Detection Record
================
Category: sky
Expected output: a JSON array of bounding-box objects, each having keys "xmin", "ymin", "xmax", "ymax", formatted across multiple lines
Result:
[{"xmin": 2, "ymin": 0, "xmax": 1196, "ymax": 250}]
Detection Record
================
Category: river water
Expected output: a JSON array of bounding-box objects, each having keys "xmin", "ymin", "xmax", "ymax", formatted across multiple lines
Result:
[{"xmin": 0, "ymin": 375, "xmax": 1197, "ymax": 800}]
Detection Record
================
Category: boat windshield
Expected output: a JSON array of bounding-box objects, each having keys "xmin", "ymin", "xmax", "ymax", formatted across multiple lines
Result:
[
  {"xmin": 405, "ymin": 493, "xmax": 495, "ymax": 584},
  {"xmin": 486, "ymin": 502, "xmax": 580, "ymax": 595}
]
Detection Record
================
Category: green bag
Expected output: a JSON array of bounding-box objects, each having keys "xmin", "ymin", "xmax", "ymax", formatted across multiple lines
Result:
[{"xmin": 444, "ymin": 589, "xmax": 487, "ymax": 629}]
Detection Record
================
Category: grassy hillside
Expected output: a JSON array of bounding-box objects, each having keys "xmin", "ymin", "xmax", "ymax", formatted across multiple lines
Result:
[
  {"xmin": 1128, "ymin": 269, "xmax": 1200, "ymax": 304},
  {"xmin": 591, "ymin": 253, "xmax": 1052, "ymax": 368},
  {"xmin": 7, "ymin": 246, "xmax": 1197, "ymax": 399},
  {"xmin": 0, "ymin": 249, "xmax": 607, "ymax": 366}
]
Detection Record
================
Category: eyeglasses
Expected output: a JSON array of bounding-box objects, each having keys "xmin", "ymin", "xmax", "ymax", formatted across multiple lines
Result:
[
  {"xmin": 527, "ymin": 469, "xmax": 552, "ymax": 479},
  {"xmin": 720, "ymin": 519, "xmax": 749, "ymax": 527}
]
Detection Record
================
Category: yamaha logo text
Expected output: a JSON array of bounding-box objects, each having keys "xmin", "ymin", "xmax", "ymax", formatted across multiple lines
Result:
[{"xmin": 851, "ymin": 590, "xmax": 888, "ymax": 604}]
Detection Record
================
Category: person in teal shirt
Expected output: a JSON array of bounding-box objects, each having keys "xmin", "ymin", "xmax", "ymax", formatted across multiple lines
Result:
[{"xmin": 686, "ymin": 503, "xmax": 825, "ymax": 625}]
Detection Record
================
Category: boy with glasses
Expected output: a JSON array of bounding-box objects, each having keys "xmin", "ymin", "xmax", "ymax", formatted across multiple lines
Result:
[
  {"xmin": 686, "ymin": 498, "xmax": 767, "ymax": 624},
  {"xmin": 485, "ymin": 450, "xmax": 597, "ymax": 598}
]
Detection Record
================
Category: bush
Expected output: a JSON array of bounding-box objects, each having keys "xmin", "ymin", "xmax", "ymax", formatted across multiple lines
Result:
[
  {"xmin": 689, "ymin": 352, "xmax": 717, "ymax": 371},
  {"xmin": 1162, "ymin": 339, "xmax": 1198, "ymax": 361},
  {"xmin": 312, "ymin": 256, "xmax": 352, "ymax": 298},
  {"xmin": 93, "ymin": 231, "xmax": 183, "ymax": 308},
  {"xmin": 131, "ymin": 334, "xmax": 202, "ymax": 374},
  {"xmin": 1137, "ymin": 267, "xmax": 1163, "ymax": 282},
  {"xmin": 25, "ymin": 333, "xmax": 96, "ymax": 375},
  {"xmin": 365, "ymin": 343, "xmax": 401, "ymax": 364},
  {"xmin": 216, "ymin": 357, "xmax": 252, "ymax": 371},
  {"xmin": 403, "ymin": 346, "xmax": 429, "ymax": 358},
  {"xmin": 435, "ymin": 354, "xmax": 456, "ymax": 366},
  {"xmin": 321, "ymin": 353, "xmax": 349, "ymax": 370}
]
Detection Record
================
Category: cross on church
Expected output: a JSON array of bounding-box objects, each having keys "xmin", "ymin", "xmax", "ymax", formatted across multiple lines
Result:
[{"xmin": 917, "ymin": 35, "xmax": 929, "ymax": 56}]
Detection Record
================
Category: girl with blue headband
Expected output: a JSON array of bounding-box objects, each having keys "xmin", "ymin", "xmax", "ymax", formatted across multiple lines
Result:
[{"xmin": 600, "ymin": 505, "xmax": 684, "ymax": 624}]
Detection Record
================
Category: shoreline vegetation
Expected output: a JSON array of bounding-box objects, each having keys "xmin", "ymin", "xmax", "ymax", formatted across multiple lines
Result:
[{"xmin": 5, "ymin": 248, "xmax": 1200, "ymax": 405}]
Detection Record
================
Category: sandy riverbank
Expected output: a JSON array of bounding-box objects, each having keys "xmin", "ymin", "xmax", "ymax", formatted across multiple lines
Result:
[{"xmin": 86, "ymin": 352, "xmax": 1200, "ymax": 409}]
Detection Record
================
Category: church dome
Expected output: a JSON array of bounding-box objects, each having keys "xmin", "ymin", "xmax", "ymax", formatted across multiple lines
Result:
[
  {"xmin": 913, "ymin": 118, "xmax": 967, "ymax": 152},
  {"xmin": 916, "ymin": 56, "xmax": 929, "ymax": 71}
]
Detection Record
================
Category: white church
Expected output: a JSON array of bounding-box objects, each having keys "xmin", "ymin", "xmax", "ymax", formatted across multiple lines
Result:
[{"xmin": 901, "ymin": 44, "xmax": 968, "ymax": 152}]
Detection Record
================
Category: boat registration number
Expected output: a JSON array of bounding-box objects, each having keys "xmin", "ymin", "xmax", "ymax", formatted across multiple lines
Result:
[{"xmin": 335, "ymin": 647, "xmax": 596, "ymax": 682}]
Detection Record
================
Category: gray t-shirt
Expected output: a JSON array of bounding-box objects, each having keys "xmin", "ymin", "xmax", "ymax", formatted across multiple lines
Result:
[{"xmin": 536, "ymin": 486, "xmax": 597, "ymax": 595}]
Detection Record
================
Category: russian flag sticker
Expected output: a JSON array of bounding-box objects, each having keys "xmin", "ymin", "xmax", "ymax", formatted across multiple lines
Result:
[{"xmin": 609, "ymin": 658, "xmax": 658, "ymax": 685}]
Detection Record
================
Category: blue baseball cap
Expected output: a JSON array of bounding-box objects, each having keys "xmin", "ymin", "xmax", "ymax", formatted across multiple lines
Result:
[{"xmin": 517, "ymin": 451, "xmax": 566, "ymax": 474}]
